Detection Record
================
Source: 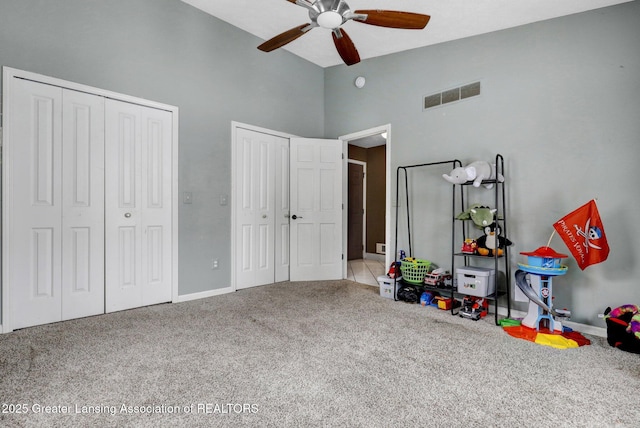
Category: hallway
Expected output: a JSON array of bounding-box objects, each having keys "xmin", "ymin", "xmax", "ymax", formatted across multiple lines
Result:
[{"xmin": 346, "ymin": 259, "xmax": 386, "ymax": 287}]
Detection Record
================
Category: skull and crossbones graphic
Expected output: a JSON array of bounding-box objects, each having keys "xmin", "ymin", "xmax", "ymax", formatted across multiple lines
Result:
[{"xmin": 574, "ymin": 219, "xmax": 603, "ymax": 253}]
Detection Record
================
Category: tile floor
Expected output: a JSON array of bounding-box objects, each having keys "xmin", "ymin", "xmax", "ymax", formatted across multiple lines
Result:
[{"xmin": 346, "ymin": 258, "xmax": 387, "ymax": 286}]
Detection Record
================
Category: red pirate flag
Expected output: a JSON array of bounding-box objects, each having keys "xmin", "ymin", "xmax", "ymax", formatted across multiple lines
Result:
[{"xmin": 553, "ymin": 200, "xmax": 610, "ymax": 270}]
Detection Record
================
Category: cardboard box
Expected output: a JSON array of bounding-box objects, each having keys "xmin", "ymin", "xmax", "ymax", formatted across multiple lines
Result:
[{"xmin": 456, "ymin": 266, "xmax": 496, "ymax": 297}]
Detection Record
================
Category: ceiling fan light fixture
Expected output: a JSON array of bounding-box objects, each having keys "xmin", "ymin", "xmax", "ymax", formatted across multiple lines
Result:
[
  {"xmin": 258, "ymin": 1, "xmax": 431, "ymax": 66},
  {"xmin": 317, "ymin": 11, "xmax": 343, "ymax": 29}
]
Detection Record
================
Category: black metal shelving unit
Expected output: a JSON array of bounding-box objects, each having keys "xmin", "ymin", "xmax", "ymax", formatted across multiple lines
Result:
[
  {"xmin": 451, "ymin": 154, "xmax": 511, "ymax": 325},
  {"xmin": 393, "ymin": 155, "xmax": 511, "ymax": 326}
]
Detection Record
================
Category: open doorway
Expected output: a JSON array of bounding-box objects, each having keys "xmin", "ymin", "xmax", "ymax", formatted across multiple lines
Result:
[
  {"xmin": 341, "ymin": 126, "xmax": 389, "ymax": 286},
  {"xmin": 347, "ymin": 160, "xmax": 366, "ymax": 260}
]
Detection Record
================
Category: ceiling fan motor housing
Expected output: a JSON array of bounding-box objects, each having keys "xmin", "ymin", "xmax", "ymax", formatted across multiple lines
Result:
[{"xmin": 310, "ymin": 0, "xmax": 351, "ymax": 29}]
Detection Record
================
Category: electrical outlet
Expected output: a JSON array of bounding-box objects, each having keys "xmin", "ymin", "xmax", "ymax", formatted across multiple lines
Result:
[{"xmin": 212, "ymin": 259, "xmax": 219, "ymax": 269}]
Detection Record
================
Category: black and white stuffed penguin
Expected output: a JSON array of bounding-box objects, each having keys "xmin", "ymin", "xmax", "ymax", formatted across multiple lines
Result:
[{"xmin": 476, "ymin": 222, "xmax": 512, "ymax": 256}]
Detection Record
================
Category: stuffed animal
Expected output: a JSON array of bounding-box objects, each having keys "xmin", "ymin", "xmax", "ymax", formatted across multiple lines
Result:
[
  {"xmin": 456, "ymin": 204, "xmax": 497, "ymax": 229},
  {"xmin": 476, "ymin": 222, "xmax": 512, "ymax": 256},
  {"xmin": 442, "ymin": 161, "xmax": 504, "ymax": 189},
  {"xmin": 604, "ymin": 305, "xmax": 640, "ymax": 353}
]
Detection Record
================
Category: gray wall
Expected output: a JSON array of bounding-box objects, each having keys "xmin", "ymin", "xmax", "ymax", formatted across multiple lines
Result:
[
  {"xmin": 2, "ymin": 0, "xmax": 638, "ymax": 329},
  {"xmin": 0, "ymin": 0, "xmax": 324, "ymax": 297},
  {"xmin": 325, "ymin": 1, "xmax": 640, "ymax": 326}
]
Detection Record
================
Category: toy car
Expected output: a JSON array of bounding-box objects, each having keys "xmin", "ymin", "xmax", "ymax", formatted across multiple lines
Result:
[
  {"xmin": 424, "ymin": 271, "xmax": 453, "ymax": 289},
  {"xmin": 424, "ymin": 272, "xmax": 443, "ymax": 286},
  {"xmin": 461, "ymin": 239, "xmax": 478, "ymax": 254},
  {"xmin": 459, "ymin": 295, "xmax": 488, "ymax": 320}
]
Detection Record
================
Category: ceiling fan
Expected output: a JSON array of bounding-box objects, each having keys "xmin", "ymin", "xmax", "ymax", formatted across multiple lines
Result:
[{"xmin": 257, "ymin": 0, "xmax": 431, "ymax": 66}]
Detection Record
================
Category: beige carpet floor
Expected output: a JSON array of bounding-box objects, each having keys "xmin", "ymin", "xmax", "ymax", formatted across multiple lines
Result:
[{"xmin": 1, "ymin": 279, "xmax": 639, "ymax": 427}]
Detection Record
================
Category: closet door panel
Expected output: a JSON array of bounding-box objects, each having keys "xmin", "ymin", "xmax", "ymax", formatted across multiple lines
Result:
[
  {"xmin": 105, "ymin": 99, "xmax": 172, "ymax": 312},
  {"xmin": 234, "ymin": 128, "xmax": 279, "ymax": 289},
  {"xmin": 8, "ymin": 79, "xmax": 63, "ymax": 330},
  {"xmin": 275, "ymin": 139, "xmax": 290, "ymax": 283},
  {"xmin": 140, "ymin": 107, "xmax": 173, "ymax": 306},
  {"xmin": 105, "ymin": 100, "xmax": 143, "ymax": 312},
  {"xmin": 61, "ymin": 89, "xmax": 105, "ymax": 320}
]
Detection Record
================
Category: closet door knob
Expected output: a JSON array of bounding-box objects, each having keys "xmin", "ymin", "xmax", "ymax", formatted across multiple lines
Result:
[
  {"xmin": 124, "ymin": 212, "xmax": 132, "ymax": 218},
  {"xmin": 262, "ymin": 214, "xmax": 267, "ymax": 219},
  {"xmin": 291, "ymin": 215, "xmax": 302, "ymax": 220}
]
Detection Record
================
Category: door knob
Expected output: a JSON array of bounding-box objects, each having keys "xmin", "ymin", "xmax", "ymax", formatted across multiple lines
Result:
[
  {"xmin": 262, "ymin": 214, "xmax": 267, "ymax": 219},
  {"xmin": 124, "ymin": 212, "xmax": 132, "ymax": 218},
  {"xmin": 291, "ymin": 215, "xmax": 302, "ymax": 220}
]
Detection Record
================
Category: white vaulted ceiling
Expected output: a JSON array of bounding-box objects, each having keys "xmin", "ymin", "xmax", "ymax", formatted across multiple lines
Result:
[{"xmin": 181, "ymin": 0, "xmax": 633, "ymax": 67}]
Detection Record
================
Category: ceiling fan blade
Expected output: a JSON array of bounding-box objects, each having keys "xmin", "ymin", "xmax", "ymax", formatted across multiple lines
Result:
[
  {"xmin": 353, "ymin": 10, "xmax": 430, "ymax": 29},
  {"xmin": 286, "ymin": 0, "xmax": 316, "ymax": 12},
  {"xmin": 332, "ymin": 28, "xmax": 360, "ymax": 66},
  {"xmin": 257, "ymin": 24, "xmax": 313, "ymax": 52}
]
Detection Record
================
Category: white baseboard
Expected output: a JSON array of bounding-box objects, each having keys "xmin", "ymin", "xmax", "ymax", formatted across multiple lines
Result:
[
  {"xmin": 497, "ymin": 306, "xmax": 607, "ymax": 338},
  {"xmin": 175, "ymin": 285, "xmax": 233, "ymax": 303}
]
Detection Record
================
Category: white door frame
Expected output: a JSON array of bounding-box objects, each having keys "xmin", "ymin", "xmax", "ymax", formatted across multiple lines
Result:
[
  {"xmin": 231, "ymin": 122, "xmax": 387, "ymax": 287},
  {"xmin": 339, "ymin": 125, "xmax": 392, "ymax": 276},
  {"xmin": 347, "ymin": 159, "xmax": 367, "ymax": 260},
  {"xmin": 1, "ymin": 67, "xmax": 180, "ymax": 333}
]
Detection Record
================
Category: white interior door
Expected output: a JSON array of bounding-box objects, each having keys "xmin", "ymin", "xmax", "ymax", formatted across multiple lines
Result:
[
  {"xmin": 105, "ymin": 99, "xmax": 173, "ymax": 312},
  {"xmin": 235, "ymin": 128, "xmax": 284, "ymax": 289},
  {"xmin": 289, "ymin": 138, "xmax": 343, "ymax": 281},
  {"xmin": 3, "ymin": 68, "xmax": 177, "ymax": 332},
  {"xmin": 5, "ymin": 79, "xmax": 105, "ymax": 330}
]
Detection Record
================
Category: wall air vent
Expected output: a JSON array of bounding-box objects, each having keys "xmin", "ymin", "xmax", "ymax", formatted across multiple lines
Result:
[{"xmin": 423, "ymin": 81, "xmax": 481, "ymax": 111}]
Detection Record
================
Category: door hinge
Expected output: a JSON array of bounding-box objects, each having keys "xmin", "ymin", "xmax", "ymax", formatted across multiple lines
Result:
[{"xmin": 342, "ymin": 254, "xmax": 344, "ymax": 260}]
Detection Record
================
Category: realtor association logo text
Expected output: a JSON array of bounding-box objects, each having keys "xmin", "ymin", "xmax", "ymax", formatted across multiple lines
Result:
[{"xmin": 20, "ymin": 402, "xmax": 259, "ymax": 415}]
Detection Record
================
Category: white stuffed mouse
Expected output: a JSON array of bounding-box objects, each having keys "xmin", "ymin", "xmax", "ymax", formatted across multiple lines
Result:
[{"xmin": 442, "ymin": 161, "xmax": 504, "ymax": 188}]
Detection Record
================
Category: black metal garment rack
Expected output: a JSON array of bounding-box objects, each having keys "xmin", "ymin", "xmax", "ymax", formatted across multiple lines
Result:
[
  {"xmin": 393, "ymin": 155, "xmax": 511, "ymax": 325},
  {"xmin": 393, "ymin": 159, "xmax": 460, "ymax": 301}
]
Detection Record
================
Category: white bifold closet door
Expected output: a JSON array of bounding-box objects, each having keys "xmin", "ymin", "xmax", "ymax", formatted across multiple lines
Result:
[
  {"xmin": 235, "ymin": 127, "xmax": 290, "ymax": 289},
  {"xmin": 104, "ymin": 99, "xmax": 173, "ymax": 312},
  {"xmin": 9, "ymin": 79, "xmax": 105, "ymax": 329},
  {"xmin": 6, "ymin": 77, "xmax": 173, "ymax": 330}
]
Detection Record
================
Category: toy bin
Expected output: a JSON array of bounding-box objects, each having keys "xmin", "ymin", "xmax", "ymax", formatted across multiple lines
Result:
[
  {"xmin": 456, "ymin": 266, "xmax": 496, "ymax": 297},
  {"xmin": 399, "ymin": 258, "xmax": 431, "ymax": 284},
  {"xmin": 378, "ymin": 276, "xmax": 401, "ymax": 299}
]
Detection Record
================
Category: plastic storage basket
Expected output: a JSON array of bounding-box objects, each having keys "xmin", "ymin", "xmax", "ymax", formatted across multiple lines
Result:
[{"xmin": 400, "ymin": 258, "xmax": 431, "ymax": 284}]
